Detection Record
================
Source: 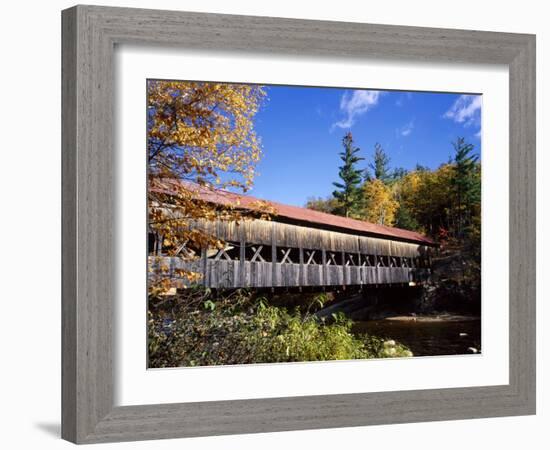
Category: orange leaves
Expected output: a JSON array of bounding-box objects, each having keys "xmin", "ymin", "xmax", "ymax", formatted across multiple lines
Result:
[
  {"xmin": 148, "ymin": 80, "xmax": 265, "ymax": 192},
  {"xmin": 147, "ymin": 81, "xmax": 268, "ymax": 295},
  {"xmin": 148, "ymin": 258, "xmax": 203, "ymax": 298}
]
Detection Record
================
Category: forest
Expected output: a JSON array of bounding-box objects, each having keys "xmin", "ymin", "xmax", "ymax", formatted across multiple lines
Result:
[
  {"xmin": 147, "ymin": 80, "xmax": 482, "ymax": 367},
  {"xmin": 307, "ymin": 131, "xmax": 481, "ymax": 294},
  {"xmin": 308, "ymin": 132, "xmax": 480, "ymax": 253}
]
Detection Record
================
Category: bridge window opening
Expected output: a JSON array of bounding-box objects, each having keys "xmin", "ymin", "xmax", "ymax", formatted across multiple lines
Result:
[
  {"xmin": 326, "ymin": 252, "xmax": 343, "ymax": 266},
  {"xmin": 303, "ymin": 249, "xmax": 321, "ymax": 265},
  {"xmin": 344, "ymin": 253, "xmax": 359, "ymax": 266},
  {"xmin": 377, "ymin": 255, "xmax": 391, "ymax": 267},
  {"xmin": 245, "ymin": 244, "xmax": 273, "ymax": 262},
  {"xmin": 389, "ymin": 257, "xmax": 400, "ymax": 267},
  {"xmin": 361, "ymin": 254, "xmax": 375, "ymax": 267},
  {"xmin": 209, "ymin": 241, "xmax": 240, "ymax": 261},
  {"xmin": 175, "ymin": 240, "xmax": 201, "ymax": 260},
  {"xmin": 148, "ymin": 232, "xmax": 158, "ymax": 254},
  {"xmin": 277, "ymin": 247, "xmax": 300, "ymax": 264}
]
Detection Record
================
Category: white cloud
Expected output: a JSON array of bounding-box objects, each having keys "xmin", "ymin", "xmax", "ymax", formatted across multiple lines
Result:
[
  {"xmin": 399, "ymin": 120, "xmax": 414, "ymax": 137},
  {"xmin": 332, "ymin": 90, "xmax": 383, "ymax": 129},
  {"xmin": 444, "ymin": 94, "xmax": 482, "ymax": 127}
]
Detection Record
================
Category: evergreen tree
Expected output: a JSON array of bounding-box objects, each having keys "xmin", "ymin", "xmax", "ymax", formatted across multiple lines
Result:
[
  {"xmin": 332, "ymin": 132, "xmax": 364, "ymax": 217},
  {"xmin": 367, "ymin": 143, "xmax": 392, "ymax": 183},
  {"xmin": 451, "ymin": 137, "xmax": 480, "ymax": 239},
  {"xmin": 390, "ymin": 167, "xmax": 408, "ymax": 183},
  {"xmin": 394, "ymin": 203, "xmax": 419, "ymax": 230}
]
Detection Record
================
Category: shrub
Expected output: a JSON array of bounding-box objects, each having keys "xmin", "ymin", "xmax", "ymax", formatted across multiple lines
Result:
[{"xmin": 148, "ymin": 289, "xmax": 412, "ymax": 368}]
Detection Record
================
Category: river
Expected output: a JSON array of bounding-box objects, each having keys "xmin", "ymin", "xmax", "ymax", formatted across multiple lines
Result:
[{"xmin": 352, "ymin": 316, "xmax": 481, "ymax": 357}]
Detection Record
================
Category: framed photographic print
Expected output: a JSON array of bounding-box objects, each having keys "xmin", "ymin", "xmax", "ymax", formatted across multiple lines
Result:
[{"xmin": 62, "ymin": 5, "xmax": 536, "ymax": 444}]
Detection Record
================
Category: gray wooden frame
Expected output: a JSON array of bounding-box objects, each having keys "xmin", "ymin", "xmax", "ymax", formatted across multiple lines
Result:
[{"xmin": 62, "ymin": 5, "xmax": 536, "ymax": 444}]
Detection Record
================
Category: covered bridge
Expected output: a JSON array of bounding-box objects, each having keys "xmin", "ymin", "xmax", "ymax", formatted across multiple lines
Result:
[{"xmin": 149, "ymin": 183, "xmax": 438, "ymax": 290}]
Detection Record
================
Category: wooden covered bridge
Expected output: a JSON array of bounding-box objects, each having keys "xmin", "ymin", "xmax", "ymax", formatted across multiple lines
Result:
[{"xmin": 149, "ymin": 183, "xmax": 438, "ymax": 290}]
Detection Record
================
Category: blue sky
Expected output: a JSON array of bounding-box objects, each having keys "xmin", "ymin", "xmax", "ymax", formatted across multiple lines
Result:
[{"xmin": 248, "ymin": 86, "xmax": 482, "ymax": 207}]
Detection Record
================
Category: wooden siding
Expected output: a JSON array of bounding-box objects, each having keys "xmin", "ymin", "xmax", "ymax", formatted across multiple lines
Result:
[
  {"xmin": 187, "ymin": 219, "xmax": 432, "ymax": 258},
  {"xmin": 151, "ymin": 258, "xmax": 431, "ymax": 289},
  {"xmin": 150, "ymin": 218, "xmax": 433, "ymax": 289}
]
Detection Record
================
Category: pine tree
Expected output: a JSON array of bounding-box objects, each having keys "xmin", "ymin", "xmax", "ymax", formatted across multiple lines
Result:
[
  {"xmin": 451, "ymin": 137, "xmax": 480, "ymax": 239},
  {"xmin": 389, "ymin": 167, "xmax": 408, "ymax": 186},
  {"xmin": 332, "ymin": 132, "xmax": 364, "ymax": 217},
  {"xmin": 367, "ymin": 143, "xmax": 391, "ymax": 183},
  {"xmin": 394, "ymin": 203, "xmax": 419, "ymax": 230}
]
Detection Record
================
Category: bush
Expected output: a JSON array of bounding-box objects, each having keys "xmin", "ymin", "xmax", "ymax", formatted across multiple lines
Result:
[{"xmin": 148, "ymin": 289, "xmax": 412, "ymax": 368}]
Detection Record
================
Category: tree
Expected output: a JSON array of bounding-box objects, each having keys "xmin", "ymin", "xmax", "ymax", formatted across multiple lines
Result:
[
  {"xmin": 147, "ymin": 80, "xmax": 269, "ymax": 291},
  {"xmin": 415, "ymin": 164, "xmax": 429, "ymax": 172},
  {"xmin": 396, "ymin": 165, "xmax": 454, "ymax": 236},
  {"xmin": 391, "ymin": 168, "xmax": 415, "ymax": 230},
  {"xmin": 366, "ymin": 143, "xmax": 391, "ymax": 183},
  {"xmin": 451, "ymin": 137, "xmax": 480, "ymax": 239},
  {"xmin": 304, "ymin": 196, "xmax": 342, "ymax": 215},
  {"xmin": 361, "ymin": 179, "xmax": 399, "ymax": 225},
  {"xmin": 390, "ymin": 167, "xmax": 408, "ymax": 182},
  {"xmin": 394, "ymin": 203, "xmax": 419, "ymax": 230},
  {"xmin": 332, "ymin": 132, "xmax": 364, "ymax": 217},
  {"xmin": 148, "ymin": 80, "xmax": 265, "ymax": 191}
]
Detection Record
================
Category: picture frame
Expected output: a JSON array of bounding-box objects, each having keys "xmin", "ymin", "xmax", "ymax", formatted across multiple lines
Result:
[{"xmin": 61, "ymin": 4, "xmax": 536, "ymax": 444}]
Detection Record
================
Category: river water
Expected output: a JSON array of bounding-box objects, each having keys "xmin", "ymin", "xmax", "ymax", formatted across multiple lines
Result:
[{"xmin": 353, "ymin": 317, "xmax": 481, "ymax": 357}]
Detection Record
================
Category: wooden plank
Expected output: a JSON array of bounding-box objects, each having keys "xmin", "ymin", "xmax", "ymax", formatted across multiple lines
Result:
[
  {"xmin": 271, "ymin": 222, "xmax": 277, "ymax": 288},
  {"xmin": 201, "ymin": 248, "xmax": 207, "ymax": 287},
  {"xmin": 321, "ymin": 249, "xmax": 327, "ymax": 286},
  {"xmin": 299, "ymin": 246, "xmax": 304, "ymax": 286},
  {"xmin": 239, "ymin": 226, "xmax": 246, "ymax": 286},
  {"xmin": 341, "ymin": 250, "xmax": 346, "ymax": 287}
]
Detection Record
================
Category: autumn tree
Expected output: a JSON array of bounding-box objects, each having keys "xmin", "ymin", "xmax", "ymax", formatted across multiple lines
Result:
[
  {"xmin": 397, "ymin": 165, "xmax": 454, "ymax": 236},
  {"xmin": 332, "ymin": 132, "xmax": 364, "ymax": 217},
  {"xmin": 147, "ymin": 80, "xmax": 269, "ymax": 292},
  {"xmin": 360, "ymin": 179, "xmax": 399, "ymax": 225},
  {"xmin": 304, "ymin": 196, "xmax": 342, "ymax": 215}
]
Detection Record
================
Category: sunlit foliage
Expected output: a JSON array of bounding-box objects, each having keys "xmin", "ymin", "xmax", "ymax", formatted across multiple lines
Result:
[
  {"xmin": 148, "ymin": 289, "xmax": 412, "ymax": 367},
  {"xmin": 360, "ymin": 179, "xmax": 399, "ymax": 225},
  {"xmin": 304, "ymin": 196, "xmax": 342, "ymax": 215},
  {"xmin": 147, "ymin": 81, "xmax": 269, "ymax": 291}
]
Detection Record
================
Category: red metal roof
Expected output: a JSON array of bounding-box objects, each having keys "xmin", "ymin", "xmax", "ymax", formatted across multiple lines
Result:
[{"xmin": 152, "ymin": 179, "xmax": 437, "ymax": 246}]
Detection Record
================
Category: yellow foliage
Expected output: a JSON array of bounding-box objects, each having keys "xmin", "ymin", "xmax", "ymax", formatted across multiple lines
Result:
[
  {"xmin": 147, "ymin": 81, "xmax": 268, "ymax": 294},
  {"xmin": 148, "ymin": 80, "xmax": 265, "ymax": 190},
  {"xmin": 395, "ymin": 164, "xmax": 456, "ymax": 235},
  {"xmin": 361, "ymin": 179, "xmax": 398, "ymax": 225}
]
